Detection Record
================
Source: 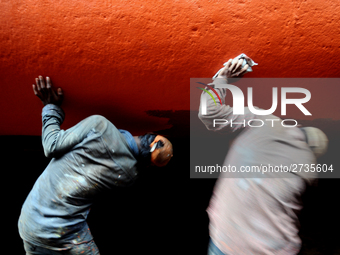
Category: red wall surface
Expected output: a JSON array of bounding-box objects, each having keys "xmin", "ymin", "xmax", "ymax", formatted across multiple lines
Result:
[{"xmin": 1, "ymin": 0, "xmax": 340, "ymax": 135}]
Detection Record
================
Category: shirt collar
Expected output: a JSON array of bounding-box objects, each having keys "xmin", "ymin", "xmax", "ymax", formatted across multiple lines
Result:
[{"xmin": 118, "ymin": 129, "xmax": 139, "ymax": 158}]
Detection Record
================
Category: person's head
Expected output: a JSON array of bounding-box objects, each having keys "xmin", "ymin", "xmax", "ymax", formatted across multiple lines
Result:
[
  {"xmin": 300, "ymin": 127, "xmax": 328, "ymax": 158},
  {"xmin": 138, "ymin": 133, "xmax": 173, "ymax": 167}
]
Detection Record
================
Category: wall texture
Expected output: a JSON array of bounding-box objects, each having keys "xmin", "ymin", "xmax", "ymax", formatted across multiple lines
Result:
[{"xmin": 1, "ymin": 0, "xmax": 340, "ymax": 135}]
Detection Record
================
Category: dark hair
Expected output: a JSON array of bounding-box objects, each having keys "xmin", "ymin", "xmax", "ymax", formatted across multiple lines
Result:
[{"xmin": 138, "ymin": 133, "xmax": 164, "ymax": 160}]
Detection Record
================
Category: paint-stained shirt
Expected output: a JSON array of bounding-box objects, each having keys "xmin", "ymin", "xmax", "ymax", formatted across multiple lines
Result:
[
  {"xmin": 18, "ymin": 104, "xmax": 139, "ymax": 250},
  {"xmin": 198, "ymin": 78, "xmax": 317, "ymax": 255}
]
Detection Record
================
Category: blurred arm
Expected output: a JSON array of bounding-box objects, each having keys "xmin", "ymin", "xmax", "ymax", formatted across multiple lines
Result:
[{"xmin": 198, "ymin": 78, "xmax": 254, "ymax": 133}]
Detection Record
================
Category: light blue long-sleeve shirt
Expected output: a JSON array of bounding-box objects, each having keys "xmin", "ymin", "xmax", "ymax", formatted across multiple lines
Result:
[{"xmin": 19, "ymin": 104, "xmax": 139, "ymax": 250}]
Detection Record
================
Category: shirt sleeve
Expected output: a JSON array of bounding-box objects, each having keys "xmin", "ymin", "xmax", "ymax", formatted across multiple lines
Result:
[
  {"xmin": 41, "ymin": 104, "xmax": 107, "ymax": 158},
  {"xmin": 198, "ymin": 78, "xmax": 255, "ymax": 133}
]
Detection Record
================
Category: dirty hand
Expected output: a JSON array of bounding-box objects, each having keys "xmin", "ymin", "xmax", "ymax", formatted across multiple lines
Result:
[{"xmin": 32, "ymin": 76, "xmax": 64, "ymax": 106}]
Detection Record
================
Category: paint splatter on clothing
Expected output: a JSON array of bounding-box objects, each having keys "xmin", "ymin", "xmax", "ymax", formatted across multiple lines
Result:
[
  {"xmin": 18, "ymin": 104, "xmax": 138, "ymax": 250},
  {"xmin": 24, "ymin": 240, "xmax": 100, "ymax": 254},
  {"xmin": 198, "ymin": 78, "xmax": 317, "ymax": 255}
]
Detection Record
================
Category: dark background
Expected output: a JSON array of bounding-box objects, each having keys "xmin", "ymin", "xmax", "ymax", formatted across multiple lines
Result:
[
  {"xmin": 4, "ymin": 110, "xmax": 340, "ymax": 254},
  {"xmin": 6, "ymin": 110, "xmax": 189, "ymax": 254}
]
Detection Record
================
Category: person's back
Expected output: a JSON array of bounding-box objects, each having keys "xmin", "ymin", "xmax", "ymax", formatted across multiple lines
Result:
[
  {"xmin": 19, "ymin": 115, "xmax": 138, "ymax": 250},
  {"xmin": 19, "ymin": 75, "xmax": 173, "ymax": 254},
  {"xmin": 207, "ymin": 122, "xmax": 316, "ymax": 254},
  {"xmin": 198, "ymin": 55, "xmax": 328, "ymax": 254}
]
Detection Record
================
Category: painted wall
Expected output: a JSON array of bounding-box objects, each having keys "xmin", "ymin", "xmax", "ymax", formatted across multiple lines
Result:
[{"xmin": 1, "ymin": 0, "xmax": 340, "ymax": 135}]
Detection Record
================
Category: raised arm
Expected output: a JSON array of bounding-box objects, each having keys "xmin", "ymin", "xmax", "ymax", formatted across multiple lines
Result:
[
  {"xmin": 33, "ymin": 76, "xmax": 105, "ymax": 158},
  {"xmin": 198, "ymin": 57, "xmax": 255, "ymax": 133}
]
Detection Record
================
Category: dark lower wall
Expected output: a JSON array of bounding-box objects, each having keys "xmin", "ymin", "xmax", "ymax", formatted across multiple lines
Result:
[
  {"xmin": 6, "ymin": 134, "xmax": 188, "ymax": 255},
  {"xmin": 5, "ymin": 114, "xmax": 340, "ymax": 254}
]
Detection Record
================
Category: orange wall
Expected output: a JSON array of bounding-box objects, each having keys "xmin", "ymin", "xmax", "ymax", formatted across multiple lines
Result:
[{"xmin": 1, "ymin": 0, "xmax": 340, "ymax": 135}]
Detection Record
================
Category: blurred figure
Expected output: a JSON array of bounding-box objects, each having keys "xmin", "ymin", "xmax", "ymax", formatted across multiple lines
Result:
[
  {"xmin": 198, "ymin": 56, "xmax": 328, "ymax": 255},
  {"xmin": 18, "ymin": 76, "xmax": 173, "ymax": 255}
]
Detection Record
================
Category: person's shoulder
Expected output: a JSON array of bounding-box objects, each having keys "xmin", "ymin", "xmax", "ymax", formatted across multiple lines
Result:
[
  {"xmin": 82, "ymin": 115, "xmax": 112, "ymax": 133},
  {"xmin": 86, "ymin": 115, "xmax": 109, "ymax": 123}
]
